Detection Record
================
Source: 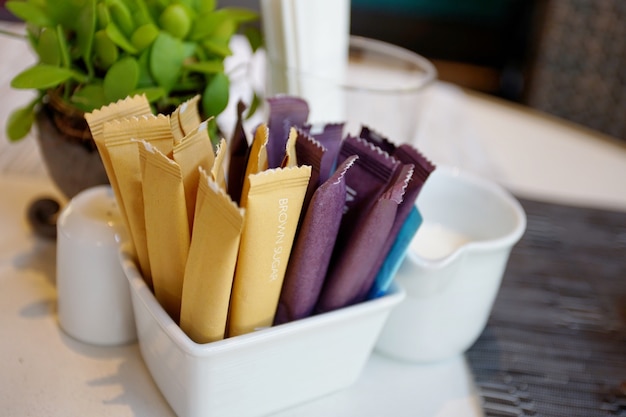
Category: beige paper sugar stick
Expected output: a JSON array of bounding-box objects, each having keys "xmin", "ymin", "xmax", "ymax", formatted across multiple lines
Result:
[
  {"xmin": 172, "ymin": 120, "xmax": 215, "ymax": 232},
  {"xmin": 228, "ymin": 165, "xmax": 311, "ymax": 337},
  {"xmin": 211, "ymin": 138, "xmax": 228, "ymax": 190},
  {"xmin": 180, "ymin": 168, "xmax": 245, "ymax": 343},
  {"xmin": 239, "ymin": 124, "xmax": 269, "ymax": 208},
  {"xmin": 179, "ymin": 96, "xmax": 202, "ymax": 135},
  {"xmin": 170, "ymin": 95, "xmax": 202, "ymax": 143},
  {"xmin": 139, "ymin": 140, "xmax": 190, "ymax": 323},
  {"xmin": 84, "ymin": 95, "xmax": 152, "ymax": 240},
  {"xmin": 103, "ymin": 114, "xmax": 173, "ymax": 287}
]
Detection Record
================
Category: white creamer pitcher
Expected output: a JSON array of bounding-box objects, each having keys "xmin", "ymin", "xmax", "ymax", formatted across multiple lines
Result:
[{"xmin": 375, "ymin": 166, "xmax": 526, "ymax": 363}]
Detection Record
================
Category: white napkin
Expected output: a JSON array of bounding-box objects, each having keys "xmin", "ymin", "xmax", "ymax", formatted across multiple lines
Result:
[{"xmin": 260, "ymin": 0, "xmax": 350, "ymax": 123}]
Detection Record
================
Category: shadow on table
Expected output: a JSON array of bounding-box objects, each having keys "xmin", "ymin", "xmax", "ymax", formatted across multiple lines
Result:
[
  {"xmin": 89, "ymin": 357, "xmax": 174, "ymax": 416},
  {"xmin": 58, "ymin": 332, "xmax": 174, "ymax": 416},
  {"xmin": 14, "ymin": 236, "xmax": 58, "ymax": 319},
  {"xmin": 12, "ymin": 236, "xmax": 57, "ymax": 286}
]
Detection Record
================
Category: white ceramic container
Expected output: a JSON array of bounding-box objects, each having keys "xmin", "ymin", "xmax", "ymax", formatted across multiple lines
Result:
[
  {"xmin": 56, "ymin": 185, "xmax": 136, "ymax": 346},
  {"xmin": 375, "ymin": 166, "xmax": 526, "ymax": 363},
  {"xmin": 120, "ymin": 249, "xmax": 405, "ymax": 417}
]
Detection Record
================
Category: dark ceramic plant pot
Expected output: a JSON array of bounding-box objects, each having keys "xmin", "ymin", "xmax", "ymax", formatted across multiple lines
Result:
[
  {"xmin": 29, "ymin": 92, "xmax": 109, "ymax": 239},
  {"xmin": 36, "ymin": 92, "xmax": 109, "ymax": 199}
]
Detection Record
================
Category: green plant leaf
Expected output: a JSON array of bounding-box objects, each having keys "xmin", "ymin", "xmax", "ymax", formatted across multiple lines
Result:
[
  {"xmin": 206, "ymin": 118, "xmax": 219, "ymax": 146},
  {"xmin": 190, "ymin": 10, "xmax": 227, "ymax": 41},
  {"xmin": 76, "ymin": 0, "xmax": 97, "ymax": 75},
  {"xmin": 131, "ymin": 0, "xmax": 154, "ymax": 26},
  {"xmin": 174, "ymin": 0, "xmax": 193, "ymax": 9},
  {"xmin": 105, "ymin": 21, "xmax": 138, "ymax": 53},
  {"xmin": 202, "ymin": 72, "xmax": 229, "ymax": 117},
  {"xmin": 244, "ymin": 26, "xmax": 263, "ymax": 52},
  {"xmin": 159, "ymin": 3, "xmax": 191, "ymax": 39},
  {"xmin": 218, "ymin": 7, "xmax": 258, "ymax": 23},
  {"xmin": 141, "ymin": 0, "xmax": 166, "ymax": 21},
  {"xmin": 36, "ymin": 28, "xmax": 61, "ymax": 65},
  {"xmin": 183, "ymin": 59, "xmax": 223, "ymax": 74},
  {"xmin": 202, "ymin": 38, "xmax": 231, "ymax": 57},
  {"xmin": 11, "ymin": 65, "xmax": 82, "ymax": 89},
  {"xmin": 149, "ymin": 31, "xmax": 187, "ymax": 92},
  {"xmin": 5, "ymin": 1, "xmax": 52, "ymax": 26},
  {"xmin": 190, "ymin": 9, "xmax": 237, "ymax": 41},
  {"xmin": 108, "ymin": 0, "xmax": 134, "ymax": 36},
  {"xmin": 170, "ymin": 77, "xmax": 203, "ymax": 94},
  {"xmin": 182, "ymin": 40, "xmax": 196, "ymax": 58},
  {"xmin": 94, "ymin": 30, "xmax": 119, "ymax": 69},
  {"xmin": 56, "ymin": 25, "xmax": 71, "ymax": 68},
  {"xmin": 198, "ymin": 0, "xmax": 216, "ymax": 14},
  {"xmin": 45, "ymin": 0, "xmax": 86, "ymax": 29},
  {"xmin": 211, "ymin": 17, "xmax": 236, "ymax": 41},
  {"xmin": 96, "ymin": 2, "xmax": 111, "ymax": 29},
  {"xmin": 104, "ymin": 56, "xmax": 140, "ymax": 102},
  {"xmin": 131, "ymin": 86, "xmax": 165, "ymax": 102},
  {"xmin": 71, "ymin": 84, "xmax": 107, "ymax": 111},
  {"xmin": 245, "ymin": 91, "xmax": 261, "ymax": 120},
  {"xmin": 6, "ymin": 104, "xmax": 36, "ymax": 142},
  {"xmin": 131, "ymin": 23, "xmax": 158, "ymax": 50},
  {"xmin": 136, "ymin": 49, "xmax": 154, "ymax": 87}
]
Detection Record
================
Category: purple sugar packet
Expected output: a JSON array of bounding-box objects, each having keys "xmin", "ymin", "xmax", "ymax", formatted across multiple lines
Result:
[
  {"xmin": 266, "ymin": 96, "xmax": 309, "ymax": 169},
  {"xmin": 352, "ymin": 164, "xmax": 414, "ymax": 303},
  {"xmin": 303, "ymin": 122, "xmax": 345, "ymax": 184},
  {"xmin": 313, "ymin": 136, "xmax": 402, "ymax": 313},
  {"xmin": 392, "ymin": 144, "xmax": 435, "ymax": 235},
  {"xmin": 228, "ymin": 101, "xmax": 251, "ymax": 204},
  {"xmin": 359, "ymin": 125, "xmax": 435, "ymax": 206},
  {"xmin": 315, "ymin": 191, "xmax": 400, "ymax": 313},
  {"xmin": 295, "ymin": 129, "xmax": 325, "ymax": 213},
  {"xmin": 392, "ymin": 143, "xmax": 435, "ymax": 222},
  {"xmin": 361, "ymin": 143, "xmax": 435, "ymax": 298},
  {"xmin": 274, "ymin": 156, "xmax": 358, "ymax": 325},
  {"xmin": 335, "ymin": 135, "xmax": 401, "ymax": 240},
  {"xmin": 359, "ymin": 125, "xmax": 396, "ymax": 155},
  {"xmin": 358, "ymin": 126, "xmax": 435, "ymax": 255},
  {"xmin": 368, "ymin": 205, "xmax": 421, "ymax": 299}
]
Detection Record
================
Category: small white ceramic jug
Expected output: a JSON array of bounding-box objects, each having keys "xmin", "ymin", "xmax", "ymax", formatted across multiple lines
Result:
[
  {"xmin": 375, "ymin": 166, "xmax": 526, "ymax": 363},
  {"xmin": 56, "ymin": 185, "xmax": 136, "ymax": 346}
]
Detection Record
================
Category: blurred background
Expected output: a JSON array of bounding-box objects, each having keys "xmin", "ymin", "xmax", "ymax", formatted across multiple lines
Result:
[
  {"xmin": 224, "ymin": 0, "xmax": 626, "ymax": 142},
  {"xmin": 2, "ymin": 0, "xmax": 624, "ymax": 141}
]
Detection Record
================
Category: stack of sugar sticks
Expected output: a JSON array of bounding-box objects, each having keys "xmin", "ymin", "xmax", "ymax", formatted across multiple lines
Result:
[{"xmin": 84, "ymin": 94, "xmax": 434, "ymax": 344}]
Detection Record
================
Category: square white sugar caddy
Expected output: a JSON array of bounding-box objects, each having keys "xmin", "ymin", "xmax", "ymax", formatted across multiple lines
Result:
[{"xmin": 120, "ymin": 249, "xmax": 405, "ymax": 417}]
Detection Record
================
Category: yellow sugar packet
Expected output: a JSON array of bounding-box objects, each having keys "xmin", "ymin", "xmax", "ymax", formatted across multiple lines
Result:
[
  {"xmin": 240, "ymin": 124, "xmax": 269, "ymax": 208},
  {"xmin": 86, "ymin": 95, "xmax": 151, "ymax": 140},
  {"xmin": 84, "ymin": 95, "xmax": 152, "ymax": 238},
  {"xmin": 228, "ymin": 165, "xmax": 312, "ymax": 337},
  {"xmin": 170, "ymin": 95, "xmax": 202, "ymax": 143},
  {"xmin": 172, "ymin": 120, "xmax": 215, "ymax": 232},
  {"xmin": 103, "ymin": 114, "xmax": 173, "ymax": 287},
  {"xmin": 138, "ymin": 140, "xmax": 190, "ymax": 323},
  {"xmin": 211, "ymin": 138, "xmax": 228, "ymax": 190},
  {"xmin": 180, "ymin": 168, "xmax": 245, "ymax": 343}
]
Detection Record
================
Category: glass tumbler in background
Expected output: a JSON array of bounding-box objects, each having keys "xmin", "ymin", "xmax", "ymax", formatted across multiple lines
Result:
[{"xmin": 265, "ymin": 36, "xmax": 437, "ymax": 144}]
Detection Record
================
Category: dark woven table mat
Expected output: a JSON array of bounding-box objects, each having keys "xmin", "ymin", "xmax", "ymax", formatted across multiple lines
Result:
[{"xmin": 466, "ymin": 198, "xmax": 626, "ymax": 417}]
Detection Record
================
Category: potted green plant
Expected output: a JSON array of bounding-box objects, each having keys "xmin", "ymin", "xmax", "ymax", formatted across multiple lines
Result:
[{"xmin": 3, "ymin": 0, "xmax": 260, "ymax": 197}]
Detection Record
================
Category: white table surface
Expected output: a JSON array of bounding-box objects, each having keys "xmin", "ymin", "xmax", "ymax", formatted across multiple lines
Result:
[{"xmin": 1, "ymin": 21, "xmax": 626, "ymax": 417}]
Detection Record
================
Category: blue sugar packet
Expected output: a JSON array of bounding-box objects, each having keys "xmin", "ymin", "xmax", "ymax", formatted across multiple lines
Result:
[{"xmin": 368, "ymin": 205, "xmax": 422, "ymax": 299}]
